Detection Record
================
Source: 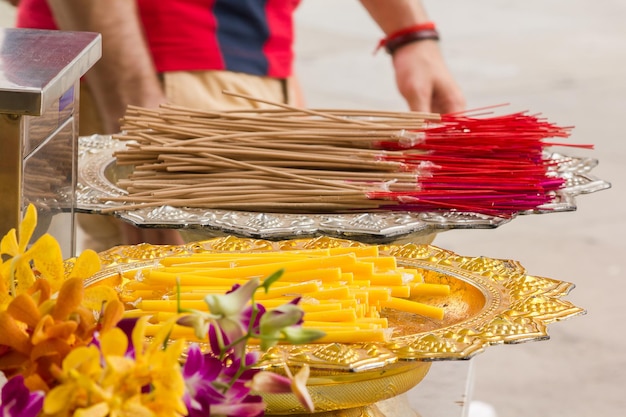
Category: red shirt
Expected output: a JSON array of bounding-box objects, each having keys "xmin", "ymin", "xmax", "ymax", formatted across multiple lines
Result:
[{"xmin": 16, "ymin": 0, "xmax": 299, "ymax": 78}]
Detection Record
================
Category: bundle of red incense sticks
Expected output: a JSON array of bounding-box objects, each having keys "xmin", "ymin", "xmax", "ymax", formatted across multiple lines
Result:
[{"xmin": 107, "ymin": 92, "xmax": 592, "ymax": 217}]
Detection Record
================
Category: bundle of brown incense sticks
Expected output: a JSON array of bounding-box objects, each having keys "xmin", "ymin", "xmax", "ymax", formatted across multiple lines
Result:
[{"xmin": 106, "ymin": 91, "xmax": 592, "ymax": 217}]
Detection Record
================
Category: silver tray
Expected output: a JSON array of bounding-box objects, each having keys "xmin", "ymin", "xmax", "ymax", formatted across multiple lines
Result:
[{"xmin": 76, "ymin": 135, "xmax": 611, "ymax": 244}]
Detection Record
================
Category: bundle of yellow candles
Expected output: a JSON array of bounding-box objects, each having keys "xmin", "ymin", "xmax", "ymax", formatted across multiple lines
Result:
[{"xmin": 118, "ymin": 245, "xmax": 451, "ymax": 344}]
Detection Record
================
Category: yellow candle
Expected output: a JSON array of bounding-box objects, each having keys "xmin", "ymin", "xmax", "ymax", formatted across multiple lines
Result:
[
  {"xmin": 372, "ymin": 285, "xmax": 411, "ymax": 298},
  {"xmin": 341, "ymin": 261, "xmax": 374, "ymax": 277},
  {"xmin": 143, "ymin": 270, "xmax": 247, "ymax": 287},
  {"xmin": 302, "ymin": 321, "xmax": 381, "ymax": 330},
  {"xmin": 256, "ymin": 281, "xmax": 321, "ymax": 299},
  {"xmin": 359, "ymin": 256, "xmax": 397, "ymax": 270},
  {"xmin": 363, "ymin": 288, "xmax": 392, "ymax": 304},
  {"xmin": 163, "ymin": 253, "xmax": 358, "ymax": 279},
  {"xmin": 162, "ymin": 254, "xmax": 311, "ymax": 270},
  {"xmin": 369, "ymin": 272, "xmax": 405, "ymax": 285},
  {"xmin": 159, "ymin": 250, "xmax": 328, "ymax": 265},
  {"xmin": 300, "ymin": 297, "xmax": 358, "ymax": 310},
  {"xmin": 316, "ymin": 328, "xmax": 390, "ymax": 343},
  {"xmin": 410, "ymin": 283, "xmax": 451, "ymax": 297},
  {"xmin": 380, "ymin": 297, "xmax": 444, "ymax": 320},
  {"xmin": 276, "ymin": 267, "xmax": 343, "ymax": 282},
  {"xmin": 398, "ymin": 268, "xmax": 424, "ymax": 282},
  {"xmin": 306, "ymin": 286, "xmax": 351, "ymax": 300},
  {"xmin": 137, "ymin": 299, "xmax": 207, "ymax": 312},
  {"xmin": 171, "ymin": 289, "xmax": 237, "ymax": 299},
  {"xmin": 356, "ymin": 317, "xmax": 389, "ymax": 327},
  {"xmin": 304, "ymin": 309, "xmax": 357, "ymax": 323}
]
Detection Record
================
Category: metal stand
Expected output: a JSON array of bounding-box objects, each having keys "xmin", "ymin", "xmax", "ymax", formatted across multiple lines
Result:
[{"xmin": 0, "ymin": 28, "xmax": 101, "ymax": 257}]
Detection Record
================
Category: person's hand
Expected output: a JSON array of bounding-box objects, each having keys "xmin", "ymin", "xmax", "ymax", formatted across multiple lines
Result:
[{"xmin": 391, "ymin": 40, "xmax": 465, "ymax": 114}]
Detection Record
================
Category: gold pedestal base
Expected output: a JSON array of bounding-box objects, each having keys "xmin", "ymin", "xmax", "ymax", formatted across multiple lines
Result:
[{"xmin": 271, "ymin": 394, "xmax": 421, "ymax": 417}]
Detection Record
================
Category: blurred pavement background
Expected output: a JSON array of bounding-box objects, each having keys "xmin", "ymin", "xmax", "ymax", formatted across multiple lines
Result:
[
  {"xmin": 2, "ymin": 1, "xmax": 624, "ymax": 416},
  {"xmin": 294, "ymin": 1, "xmax": 624, "ymax": 416}
]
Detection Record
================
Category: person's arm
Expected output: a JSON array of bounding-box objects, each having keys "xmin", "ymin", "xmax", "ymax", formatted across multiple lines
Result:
[
  {"xmin": 359, "ymin": 0, "xmax": 465, "ymax": 114},
  {"xmin": 47, "ymin": 1, "xmax": 183, "ymax": 246},
  {"xmin": 46, "ymin": 0, "xmax": 165, "ymax": 133}
]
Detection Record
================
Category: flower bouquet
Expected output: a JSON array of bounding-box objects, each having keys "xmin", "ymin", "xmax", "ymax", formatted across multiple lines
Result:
[{"xmin": 0, "ymin": 205, "xmax": 322, "ymax": 417}]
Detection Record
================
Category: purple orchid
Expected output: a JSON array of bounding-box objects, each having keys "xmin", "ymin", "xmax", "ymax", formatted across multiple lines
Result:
[
  {"xmin": 257, "ymin": 299, "xmax": 304, "ymax": 350},
  {"xmin": 177, "ymin": 270, "xmax": 324, "ymax": 416},
  {"xmin": 0, "ymin": 375, "xmax": 44, "ymax": 417},
  {"xmin": 182, "ymin": 344, "xmax": 265, "ymax": 417},
  {"xmin": 205, "ymin": 278, "xmax": 266, "ymax": 358},
  {"xmin": 182, "ymin": 345, "xmax": 223, "ymax": 417},
  {"xmin": 249, "ymin": 365, "xmax": 314, "ymax": 413}
]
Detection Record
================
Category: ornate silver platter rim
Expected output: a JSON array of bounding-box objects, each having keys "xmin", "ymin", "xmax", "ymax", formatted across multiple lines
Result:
[{"xmin": 76, "ymin": 135, "xmax": 611, "ymax": 243}]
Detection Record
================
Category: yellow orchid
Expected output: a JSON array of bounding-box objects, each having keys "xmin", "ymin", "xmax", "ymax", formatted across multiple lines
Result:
[
  {"xmin": 0, "ymin": 204, "xmax": 117, "ymax": 312},
  {"xmin": 1, "ymin": 204, "xmax": 44, "ymax": 303},
  {"xmin": 128, "ymin": 317, "xmax": 188, "ymax": 417},
  {"xmin": 44, "ymin": 317, "xmax": 187, "ymax": 417},
  {"xmin": 0, "ymin": 204, "xmax": 318, "ymax": 417},
  {"xmin": 0, "ymin": 275, "xmax": 125, "ymax": 392},
  {"xmin": 0, "ymin": 203, "xmax": 120, "ymax": 391}
]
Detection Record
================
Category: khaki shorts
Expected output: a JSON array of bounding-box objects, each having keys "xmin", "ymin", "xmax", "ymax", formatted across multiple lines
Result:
[{"xmin": 78, "ymin": 71, "xmax": 292, "ymax": 252}]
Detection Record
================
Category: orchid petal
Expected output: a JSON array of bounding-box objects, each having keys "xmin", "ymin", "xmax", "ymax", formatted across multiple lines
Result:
[
  {"xmin": 51, "ymin": 277, "xmax": 84, "ymax": 321},
  {"xmin": 27, "ymin": 234, "xmax": 64, "ymax": 289},
  {"xmin": 100, "ymin": 327, "xmax": 128, "ymax": 357},
  {"xmin": 0, "ymin": 228, "xmax": 19, "ymax": 257},
  {"xmin": 6, "ymin": 293, "xmax": 41, "ymax": 327},
  {"xmin": 281, "ymin": 326, "xmax": 326, "ymax": 345},
  {"xmin": 0, "ymin": 311, "xmax": 31, "ymax": 355},
  {"xmin": 73, "ymin": 402, "xmax": 110, "ymax": 417},
  {"xmin": 17, "ymin": 204, "xmax": 37, "ymax": 253},
  {"xmin": 26, "ymin": 279, "xmax": 51, "ymax": 305},
  {"xmin": 43, "ymin": 383, "xmax": 76, "ymax": 414},
  {"xmin": 0, "ymin": 375, "xmax": 44, "ymax": 417},
  {"xmin": 205, "ymin": 278, "xmax": 259, "ymax": 317},
  {"xmin": 68, "ymin": 249, "xmax": 102, "ymax": 279},
  {"xmin": 209, "ymin": 399, "xmax": 265, "ymax": 417},
  {"xmin": 30, "ymin": 338, "xmax": 72, "ymax": 362},
  {"xmin": 19, "ymin": 391, "xmax": 44, "ymax": 417},
  {"xmin": 98, "ymin": 299, "xmax": 125, "ymax": 333},
  {"xmin": 11, "ymin": 257, "xmax": 37, "ymax": 296},
  {"xmin": 177, "ymin": 312, "xmax": 211, "ymax": 340},
  {"xmin": 291, "ymin": 364, "xmax": 314, "ymax": 412},
  {"xmin": 259, "ymin": 303, "xmax": 303, "ymax": 334},
  {"xmin": 82, "ymin": 286, "xmax": 119, "ymax": 313},
  {"xmin": 132, "ymin": 316, "xmax": 149, "ymax": 359},
  {"xmin": 61, "ymin": 345, "xmax": 101, "ymax": 375},
  {"xmin": 182, "ymin": 344, "xmax": 204, "ymax": 378},
  {"xmin": 249, "ymin": 371, "xmax": 292, "ymax": 394}
]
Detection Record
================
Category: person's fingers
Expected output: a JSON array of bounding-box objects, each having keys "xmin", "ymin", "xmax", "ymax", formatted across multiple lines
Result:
[
  {"xmin": 391, "ymin": 41, "xmax": 465, "ymax": 115},
  {"xmin": 404, "ymin": 89, "xmax": 432, "ymax": 113},
  {"xmin": 395, "ymin": 73, "xmax": 433, "ymax": 113},
  {"xmin": 431, "ymin": 82, "xmax": 466, "ymax": 114}
]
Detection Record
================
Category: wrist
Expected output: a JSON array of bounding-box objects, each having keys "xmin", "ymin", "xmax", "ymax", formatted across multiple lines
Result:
[{"xmin": 375, "ymin": 21, "xmax": 440, "ymax": 55}]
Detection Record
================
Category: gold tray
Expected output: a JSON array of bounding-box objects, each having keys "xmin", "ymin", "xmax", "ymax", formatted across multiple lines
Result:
[{"xmin": 85, "ymin": 236, "xmax": 584, "ymax": 414}]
